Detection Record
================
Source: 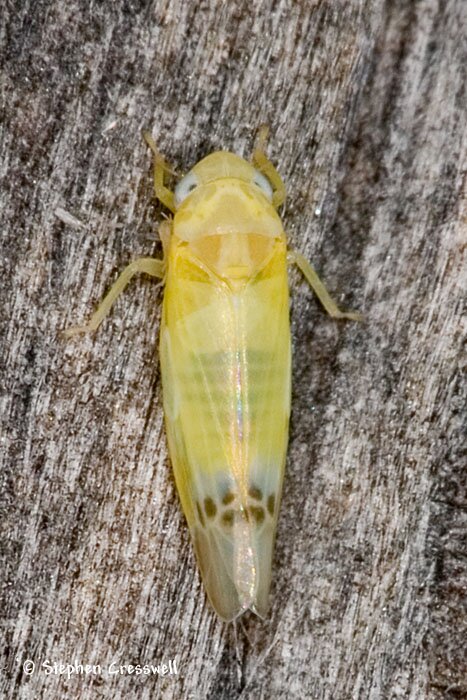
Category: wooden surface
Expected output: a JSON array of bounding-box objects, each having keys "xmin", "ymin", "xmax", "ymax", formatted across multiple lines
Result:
[{"xmin": 1, "ymin": 1, "xmax": 465, "ymax": 698}]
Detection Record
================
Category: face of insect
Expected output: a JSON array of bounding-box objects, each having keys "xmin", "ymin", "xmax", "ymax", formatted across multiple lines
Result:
[{"xmin": 174, "ymin": 152, "xmax": 273, "ymax": 206}]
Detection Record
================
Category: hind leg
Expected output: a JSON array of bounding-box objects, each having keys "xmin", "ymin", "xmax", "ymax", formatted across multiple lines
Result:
[{"xmin": 289, "ymin": 250, "xmax": 363, "ymax": 321}]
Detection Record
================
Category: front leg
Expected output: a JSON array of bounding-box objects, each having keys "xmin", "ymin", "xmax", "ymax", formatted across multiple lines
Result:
[
  {"xmin": 252, "ymin": 125, "xmax": 287, "ymax": 209},
  {"xmin": 289, "ymin": 249, "xmax": 363, "ymax": 321},
  {"xmin": 142, "ymin": 130, "xmax": 176, "ymax": 213},
  {"xmin": 64, "ymin": 257, "xmax": 165, "ymax": 337}
]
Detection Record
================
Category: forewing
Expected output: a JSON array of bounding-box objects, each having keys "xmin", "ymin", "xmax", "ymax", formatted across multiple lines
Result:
[{"xmin": 160, "ymin": 240, "xmax": 291, "ymax": 620}]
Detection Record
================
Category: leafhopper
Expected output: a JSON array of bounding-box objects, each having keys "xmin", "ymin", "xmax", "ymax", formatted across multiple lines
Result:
[{"xmin": 66, "ymin": 127, "xmax": 361, "ymax": 621}]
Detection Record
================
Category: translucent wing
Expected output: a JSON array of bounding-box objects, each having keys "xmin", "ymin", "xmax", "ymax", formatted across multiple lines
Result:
[{"xmin": 160, "ymin": 238, "xmax": 291, "ymax": 620}]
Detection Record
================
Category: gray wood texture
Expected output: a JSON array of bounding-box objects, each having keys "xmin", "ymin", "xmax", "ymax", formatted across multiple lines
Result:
[{"xmin": 1, "ymin": 1, "xmax": 465, "ymax": 698}]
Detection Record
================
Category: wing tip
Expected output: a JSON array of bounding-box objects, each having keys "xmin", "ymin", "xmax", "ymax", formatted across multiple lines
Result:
[{"xmin": 192, "ymin": 522, "xmax": 273, "ymax": 622}]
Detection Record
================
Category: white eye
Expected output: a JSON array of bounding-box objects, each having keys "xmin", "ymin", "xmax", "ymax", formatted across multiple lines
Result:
[
  {"xmin": 175, "ymin": 171, "xmax": 199, "ymax": 206},
  {"xmin": 253, "ymin": 170, "xmax": 273, "ymax": 200}
]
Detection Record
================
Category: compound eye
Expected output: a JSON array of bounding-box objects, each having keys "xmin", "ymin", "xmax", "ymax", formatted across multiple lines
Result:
[
  {"xmin": 253, "ymin": 170, "xmax": 273, "ymax": 201},
  {"xmin": 174, "ymin": 171, "xmax": 199, "ymax": 206}
]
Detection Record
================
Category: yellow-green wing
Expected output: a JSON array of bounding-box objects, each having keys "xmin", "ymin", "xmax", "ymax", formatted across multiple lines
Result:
[{"xmin": 160, "ymin": 238, "xmax": 291, "ymax": 620}]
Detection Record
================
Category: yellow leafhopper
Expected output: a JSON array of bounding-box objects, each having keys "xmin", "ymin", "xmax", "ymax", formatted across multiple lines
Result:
[{"xmin": 65, "ymin": 127, "xmax": 361, "ymax": 621}]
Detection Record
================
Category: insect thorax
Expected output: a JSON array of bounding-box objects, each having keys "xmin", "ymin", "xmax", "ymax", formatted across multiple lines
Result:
[{"xmin": 172, "ymin": 178, "xmax": 285, "ymax": 282}]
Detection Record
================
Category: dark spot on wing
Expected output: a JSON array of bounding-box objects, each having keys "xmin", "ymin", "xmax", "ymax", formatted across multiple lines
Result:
[
  {"xmin": 204, "ymin": 497, "xmax": 217, "ymax": 519},
  {"xmin": 248, "ymin": 485, "xmax": 263, "ymax": 501},
  {"xmin": 221, "ymin": 509, "xmax": 235, "ymax": 527},
  {"xmin": 249, "ymin": 505, "xmax": 265, "ymax": 524},
  {"xmin": 267, "ymin": 493, "xmax": 275, "ymax": 516}
]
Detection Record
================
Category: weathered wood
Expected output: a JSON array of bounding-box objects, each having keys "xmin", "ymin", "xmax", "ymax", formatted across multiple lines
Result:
[{"xmin": 1, "ymin": 1, "xmax": 465, "ymax": 698}]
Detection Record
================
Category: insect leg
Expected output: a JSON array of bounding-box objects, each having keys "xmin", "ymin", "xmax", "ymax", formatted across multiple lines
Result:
[
  {"xmin": 142, "ymin": 130, "xmax": 176, "ymax": 213},
  {"xmin": 64, "ymin": 257, "xmax": 164, "ymax": 337},
  {"xmin": 252, "ymin": 125, "xmax": 286, "ymax": 209},
  {"xmin": 288, "ymin": 249, "xmax": 363, "ymax": 321}
]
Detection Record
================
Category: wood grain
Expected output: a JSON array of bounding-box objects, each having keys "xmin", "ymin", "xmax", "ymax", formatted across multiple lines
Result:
[{"xmin": 1, "ymin": 1, "xmax": 465, "ymax": 698}]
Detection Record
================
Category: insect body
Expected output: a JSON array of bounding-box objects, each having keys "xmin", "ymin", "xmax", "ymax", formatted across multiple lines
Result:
[{"xmin": 66, "ymin": 127, "xmax": 361, "ymax": 621}]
